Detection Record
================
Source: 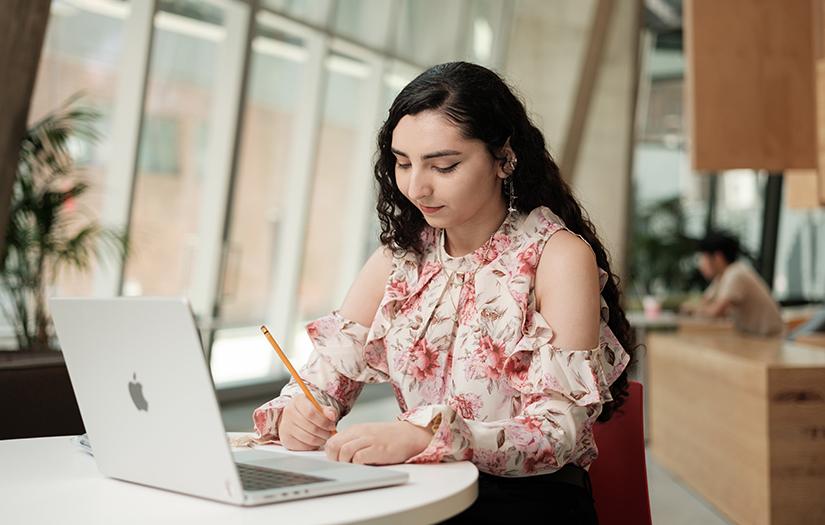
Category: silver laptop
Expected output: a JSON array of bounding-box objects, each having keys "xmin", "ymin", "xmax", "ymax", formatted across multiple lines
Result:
[{"xmin": 49, "ymin": 297, "xmax": 408, "ymax": 506}]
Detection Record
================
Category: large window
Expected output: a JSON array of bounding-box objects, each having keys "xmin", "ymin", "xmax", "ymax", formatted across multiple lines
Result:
[
  {"xmin": 774, "ymin": 198, "xmax": 825, "ymax": 301},
  {"xmin": 210, "ymin": 20, "xmax": 311, "ymax": 387},
  {"xmin": 261, "ymin": 0, "xmax": 331, "ymax": 26},
  {"xmin": 394, "ymin": 0, "xmax": 464, "ymax": 66},
  {"xmin": 630, "ymin": 38, "xmax": 709, "ymax": 302},
  {"xmin": 22, "ymin": 0, "xmax": 511, "ymax": 387},
  {"xmin": 333, "ymin": 0, "xmax": 392, "ymax": 48},
  {"xmin": 219, "ymin": 24, "xmax": 308, "ymax": 326},
  {"xmin": 632, "ymin": 29, "xmax": 823, "ymax": 307},
  {"xmin": 463, "ymin": 0, "xmax": 504, "ymax": 66},
  {"xmin": 30, "ymin": 0, "xmax": 130, "ymax": 296},
  {"xmin": 122, "ymin": 1, "xmax": 225, "ymax": 297},
  {"xmin": 295, "ymin": 53, "xmax": 374, "ymax": 321},
  {"xmin": 712, "ymin": 170, "xmax": 766, "ymax": 260}
]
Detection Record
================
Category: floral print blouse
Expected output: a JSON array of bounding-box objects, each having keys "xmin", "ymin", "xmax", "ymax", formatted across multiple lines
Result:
[{"xmin": 252, "ymin": 206, "xmax": 630, "ymax": 477}]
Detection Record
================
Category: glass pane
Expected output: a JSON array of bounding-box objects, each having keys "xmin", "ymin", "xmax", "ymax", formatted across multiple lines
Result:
[
  {"xmin": 359, "ymin": 61, "xmax": 419, "ymax": 259},
  {"xmin": 261, "ymin": 0, "xmax": 331, "ymax": 26},
  {"xmin": 333, "ymin": 0, "xmax": 392, "ymax": 49},
  {"xmin": 30, "ymin": 0, "xmax": 130, "ymax": 296},
  {"xmin": 292, "ymin": 53, "xmax": 375, "ymax": 349},
  {"xmin": 210, "ymin": 326, "xmax": 281, "ymax": 386},
  {"xmin": 773, "ymin": 199, "xmax": 825, "ymax": 301},
  {"xmin": 629, "ymin": 42, "xmax": 706, "ymax": 302},
  {"xmin": 208, "ymin": 24, "xmax": 312, "ymax": 388},
  {"xmin": 394, "ymin": 0, "xmax": 463, "ymax": 65},
  {"xmin": 382, "ymin": 61, "xmax": 418, "ymax": 107},
  {"xmin": 218, "ymin": 27, "xmax": 307, "ymax": 326},
  {"xmin": 713, "ymin": 170, "xmax": 765, "ymax": 259},
  {"xmin": 122, "ymin": 1, "xmax": 225, "ymax": 296},
  {"xmin": 464, "ymin": 0, "xmax": 502, "ymax": 66}
]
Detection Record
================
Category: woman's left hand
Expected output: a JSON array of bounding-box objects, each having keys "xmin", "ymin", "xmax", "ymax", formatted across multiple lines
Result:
[{"xmin": 324, "ymin": 421, "xmax": 433, "ymax": 465}]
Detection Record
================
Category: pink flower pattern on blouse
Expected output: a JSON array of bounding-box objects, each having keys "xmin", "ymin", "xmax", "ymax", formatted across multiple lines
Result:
[{"xmin": 252, "ymin": 206, "xmax": 630, "ymax": 477}]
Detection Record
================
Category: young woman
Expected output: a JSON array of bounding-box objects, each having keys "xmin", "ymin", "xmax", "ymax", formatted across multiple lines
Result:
[{"xmin": 252, "ymin": 61, "xmax": 634, "ymax": 524}]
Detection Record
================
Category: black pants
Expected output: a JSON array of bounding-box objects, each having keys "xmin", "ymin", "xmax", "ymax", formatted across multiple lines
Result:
[{"xmin": 438, "ymin": 464, "xmax": 599, "ymax": 524}]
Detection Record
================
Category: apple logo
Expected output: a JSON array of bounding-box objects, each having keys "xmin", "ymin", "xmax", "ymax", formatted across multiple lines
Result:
[{"xmin": 128, "ymin": 372, "xmax": 148, "ymax": 411}]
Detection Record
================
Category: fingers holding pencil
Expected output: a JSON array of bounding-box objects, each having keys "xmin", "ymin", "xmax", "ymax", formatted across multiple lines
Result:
[
  {"xmin": 279, "ymin": 394, "xmax": 338, "ymax": 451},
  {"xmin": 260, "ymin": 325, "xmax": 339, "ymax": 450}
]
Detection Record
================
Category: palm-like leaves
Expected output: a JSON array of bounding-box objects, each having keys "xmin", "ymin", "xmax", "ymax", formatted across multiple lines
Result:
[
  {"xmin": 1, "ymin": 95, "xmax": 129, "ymax": 351},
  {"xmin": 629, "ymin": 196, "xmax": 703, "ymax": 297}
]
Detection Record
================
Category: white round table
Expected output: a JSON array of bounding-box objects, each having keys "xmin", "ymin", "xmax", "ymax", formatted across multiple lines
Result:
[{"xmin": 0, "ymin": 435, "xmax": 478, "ymax": 524}]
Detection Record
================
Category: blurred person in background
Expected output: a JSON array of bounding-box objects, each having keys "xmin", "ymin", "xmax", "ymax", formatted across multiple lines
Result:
[{"xmin": 681, "ymin": 231, "xmax": 783, "ymax": 337}]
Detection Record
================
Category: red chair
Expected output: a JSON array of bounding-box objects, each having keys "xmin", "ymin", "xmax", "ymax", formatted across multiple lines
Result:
[{"xmin": 589, "ymin": 381, "xmax": 652, "ymax": 525}]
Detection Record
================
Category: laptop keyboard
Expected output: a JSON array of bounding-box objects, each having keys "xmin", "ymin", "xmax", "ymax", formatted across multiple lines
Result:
[{"xmin": 237, "ymin": 462, "xmax": 332, "ymax": 491}]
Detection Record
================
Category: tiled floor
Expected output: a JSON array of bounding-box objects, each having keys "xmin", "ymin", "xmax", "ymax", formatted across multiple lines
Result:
[
  {"xmin": 222, "ymin": 394, "xmax": 732, "ymax": 525},
  {"xmin": 645, "ymin": 451, "xmax": 731, "ymax": 525}
]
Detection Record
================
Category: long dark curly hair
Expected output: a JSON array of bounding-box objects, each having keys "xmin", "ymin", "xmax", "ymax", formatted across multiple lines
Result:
[{"xmin": 373, "ymin": 61, "xmax": 635, "ymax": 421}]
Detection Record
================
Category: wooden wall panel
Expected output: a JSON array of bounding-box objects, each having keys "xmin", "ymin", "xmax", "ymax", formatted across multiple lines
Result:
[
  {"xmin": 785, "ymin": 170, "xmax": 821, "ymax": 209},
  {"xmin": 816, "ymin": 1, "xmax": 825, "ymax": 204},
  {"xmin": 818, "ymin": 64, "xmax": 825, "ymax": 204},
  {"xmin": 685, "ymin": 0, "xmax": 817, "ymax": 171}
]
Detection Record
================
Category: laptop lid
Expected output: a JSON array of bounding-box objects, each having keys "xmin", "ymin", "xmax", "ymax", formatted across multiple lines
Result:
[{"xmin": 50, "ymin": 297, "xmax": 244, "ymax": 504}]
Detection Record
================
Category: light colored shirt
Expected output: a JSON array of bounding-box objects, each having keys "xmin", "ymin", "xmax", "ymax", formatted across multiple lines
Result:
[
  {"xmin": 253, "ymin": 206, "xmax": 630, "ymax": 477},
  {"xmin": 703, "ymin": 260, "xmax": 783, "ymax": 336}
]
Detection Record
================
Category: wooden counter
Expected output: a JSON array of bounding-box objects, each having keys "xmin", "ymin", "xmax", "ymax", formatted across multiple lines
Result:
[
  {"xmin": 795, "ymin": 333, "xmax": 825, "ymax": 349},
  {"xmin": 648, "ymin": 332, "xmax": 825, "ymax": 525}
]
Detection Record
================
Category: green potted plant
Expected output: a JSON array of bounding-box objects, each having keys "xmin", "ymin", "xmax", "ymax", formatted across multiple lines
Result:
[
  {"xmin": 629, "ymin": 196, "xmax": 704, "ymax": 313},
  {"xmin": 0, "ymin": 95, "xmax": 128, "ymax": 439}
]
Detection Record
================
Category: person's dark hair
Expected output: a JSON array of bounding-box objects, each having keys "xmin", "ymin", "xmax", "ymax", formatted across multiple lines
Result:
[
  {"xmin": 696, "ymin": 231, "xmax": 740, "ymax": 263},
  {"xmin": 373, "ymin": 61, "xmax": 635, "ymax": 422}
]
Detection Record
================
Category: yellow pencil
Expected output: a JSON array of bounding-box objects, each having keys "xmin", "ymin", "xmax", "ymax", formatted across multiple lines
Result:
[{"xmin": 260, "ymin": 325, "xmax": 337, "ymax": 436}]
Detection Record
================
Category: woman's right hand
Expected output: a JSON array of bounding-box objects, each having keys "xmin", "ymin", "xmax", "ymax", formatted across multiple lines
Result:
[{"xmin": 278, "ymin": 394, "xmax": 339, "ymax": 451}]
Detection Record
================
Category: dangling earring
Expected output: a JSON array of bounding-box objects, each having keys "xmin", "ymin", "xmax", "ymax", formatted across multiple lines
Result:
[
  {"xmin": 507, "ymin": 176, "xmax": 517, "ymax": 213},
  {"xmin": 502, "ymin": 155, "xmax": 518, "ymax": 213}
]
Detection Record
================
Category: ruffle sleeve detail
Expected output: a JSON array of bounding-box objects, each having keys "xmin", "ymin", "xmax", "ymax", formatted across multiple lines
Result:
[
  {"xmin": 252, "ymin": 396, "xmax": 292, "ymax": 443},
  {"xmin": 365, "ymin": 249, "xmax": 443, "ymax": 362},
  {"xmin": 251, "ymin": 309, "xmax": 392, "ymax": 442},
  {"xmin": 397, "ymin": 405, "xmax": 458, "ymax": 465},
  {"xmin": 307, "ymin": 310, "xmax": 388, "ymax": 384},
  {"xmin": 502, "ymin": 310, "xmax": 630, "ymax": 407}
]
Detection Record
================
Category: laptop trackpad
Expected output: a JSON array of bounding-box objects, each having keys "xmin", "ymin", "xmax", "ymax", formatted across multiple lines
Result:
[
  {"xmin": 255, "ymin": 456, "xmax": 334, "ymax": 472},
  {"xmin": 234, "ymin": 450, "xmax": 335, "ymax": 473}
]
